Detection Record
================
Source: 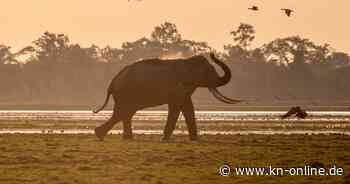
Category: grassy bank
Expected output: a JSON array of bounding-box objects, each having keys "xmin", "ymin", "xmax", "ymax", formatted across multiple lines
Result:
[{"xmin": 0, "ymin": 134, "xmax": 349, "ymax": 184}]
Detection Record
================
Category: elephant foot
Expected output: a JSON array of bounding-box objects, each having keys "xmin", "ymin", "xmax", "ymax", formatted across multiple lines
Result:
[
  {"xmin": 94, "ymin": 127, "xmax": 107, "ymax": 141},
  {"xmin": 161, "ymin": 136, "xmax": 173, "ymax": 143}
]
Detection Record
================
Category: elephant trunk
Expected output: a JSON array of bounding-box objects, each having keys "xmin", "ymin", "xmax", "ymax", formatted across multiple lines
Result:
[
  {"xmin": 210, "ymin": 53, "xmax": 231, "ymax": 87},
  {"xmin": 209, "ymin": 88, "xmax": 241, "ymax": 104},
  {"xmin": 208, "ymin": 53, "xmax": 241, "ymax": 104}
]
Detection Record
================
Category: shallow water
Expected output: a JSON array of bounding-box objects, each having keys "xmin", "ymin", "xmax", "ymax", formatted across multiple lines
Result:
[
  {"xmin": 1, "ymin": 110, "xmax": 350, "ymax": 135},
  {"xmin": 0, "ymin": 110, "xmax": 350, "ymax": 122}
]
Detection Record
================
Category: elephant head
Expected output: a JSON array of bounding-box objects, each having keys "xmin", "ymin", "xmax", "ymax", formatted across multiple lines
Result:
[{"xmin": 181, "ymin": 53, "xmax": 241, "ymax": 104}]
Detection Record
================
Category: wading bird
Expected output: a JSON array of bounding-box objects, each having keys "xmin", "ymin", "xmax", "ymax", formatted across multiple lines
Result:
[{"xmin": 281, "ymin": 106, "xmax": 308, "ymax": 119}]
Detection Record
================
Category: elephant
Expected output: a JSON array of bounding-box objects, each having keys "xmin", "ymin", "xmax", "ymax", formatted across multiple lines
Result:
[{"xmin": 93, "ymin": 53, "xmax": 241, "ymax": 141}]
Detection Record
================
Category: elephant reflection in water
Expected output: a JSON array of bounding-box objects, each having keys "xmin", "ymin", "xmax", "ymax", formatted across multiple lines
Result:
[{"xmin": 93, "ymin": 53, "xmax": 241, "ymax": 141}]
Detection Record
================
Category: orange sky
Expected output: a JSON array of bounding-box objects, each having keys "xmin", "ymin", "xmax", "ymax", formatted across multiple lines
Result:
[{"xmin": 1, "ymin": 0, "xmax": 349, "ymax": 53}]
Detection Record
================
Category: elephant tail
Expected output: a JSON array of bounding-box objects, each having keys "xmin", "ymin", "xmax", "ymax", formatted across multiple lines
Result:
[
  {"xmin": 93, "ymin": 65, "xmax": 131, "ymax": 113},
  {"xmin": 93, "ymin": 90, "xmax": 111, "ymax": 114}
]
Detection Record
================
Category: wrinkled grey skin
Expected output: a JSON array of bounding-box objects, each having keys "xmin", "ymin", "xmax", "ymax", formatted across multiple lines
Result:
[{"xmin": 93, "ymin": 53, "xmax": 241, "ymax": 141}]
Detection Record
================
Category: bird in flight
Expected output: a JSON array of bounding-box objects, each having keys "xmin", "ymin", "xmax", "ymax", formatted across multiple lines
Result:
[
  {"xmin": 248, "ymin": 6, "xmax": 259, "ymax": 11},
  {"xmin": 281, "ymin": 8, "xmax": 294, "ymax": 17}
]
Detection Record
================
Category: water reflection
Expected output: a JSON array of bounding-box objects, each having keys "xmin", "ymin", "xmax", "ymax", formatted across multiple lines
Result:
[
  {"xmin": 0, "ymin": 129, "xmax": 349, "ymax": 135},
  {"xmin": 0, "ymin": 110, "xmax": 350, "ymax": 121}
]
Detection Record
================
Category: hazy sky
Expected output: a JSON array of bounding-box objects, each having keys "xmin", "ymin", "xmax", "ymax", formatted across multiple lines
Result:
[{"xmin": 1, "ymin": 0, "xmax": 349, "ymax": 53}]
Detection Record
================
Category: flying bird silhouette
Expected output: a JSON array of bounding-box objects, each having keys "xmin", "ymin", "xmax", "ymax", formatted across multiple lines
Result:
[
  {"xmin": 281, "ymin": 8, "xmax": 293, "ymax": 17},
  {"xmin": 248, "ymin": 6, "xmax": 259, "ymax": 11}
]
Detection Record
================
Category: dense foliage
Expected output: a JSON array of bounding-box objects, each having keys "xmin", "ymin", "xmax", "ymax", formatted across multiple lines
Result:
[{"xmin": 1, "ymin": 22, "xmax": 349, "ymax": 108}]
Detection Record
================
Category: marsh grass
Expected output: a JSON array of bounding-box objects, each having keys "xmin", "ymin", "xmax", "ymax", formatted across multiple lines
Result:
[{"xmin": 0, "ymin": 134, "xmax": 349, "ymax": 184}]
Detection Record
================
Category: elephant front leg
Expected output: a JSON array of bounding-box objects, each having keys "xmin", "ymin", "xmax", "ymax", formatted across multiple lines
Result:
[
  {"xmin": 162, "ymin": 105, "xmax": 181, "ymax": 141},
  {"xmin": 182, "ymin": 97, "xmax": 198, "ymax": 141}
]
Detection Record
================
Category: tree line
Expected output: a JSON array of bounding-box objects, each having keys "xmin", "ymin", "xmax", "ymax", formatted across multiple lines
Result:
[{"xmin": 1, "ymin": 22, "xmax": 349, "ymax": 109}]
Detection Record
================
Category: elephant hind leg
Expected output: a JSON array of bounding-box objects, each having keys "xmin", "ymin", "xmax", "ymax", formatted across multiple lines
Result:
[
  {"xmin": 95, "ymin": 106, "xmax": 136, "ymax": 141},
  {"xmin": 95, "ymin": 111, "xmax": 120, "ymax": 141},
  {"xmin": 95, "ymin": 104, "xmax": 123, "ymax": 141},
  {"xmin": 122, "ymin": 110, "xmax": 136, "ymax": 140}
]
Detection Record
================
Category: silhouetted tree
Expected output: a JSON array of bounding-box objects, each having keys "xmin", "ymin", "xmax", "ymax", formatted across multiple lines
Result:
[
  {"xmin": 151, "ymin": 22, "xmax": 182, "ymax": 45},
  {"xmin": 99, "ymin": 46, "xmax": 123, "ymax": 63},
  {"xmin": 0, "ymin": 45, "xmax": 18, "ymax": 65},
  {"xmin": 224, "ymin": 23, "xmax": 256, "ymax": 64},
  {"xmin": 32, "ymin": 31, "xmax": 70, "ymax": 63},
  {"xmin": 85, "ymin": 44, "xmax": 101, "ymax": 61},
  {"xmin": 121, "ymin": 22, "xmax": 212, "ymax": 62},
  {"xmin": 0, "ymin": 45, "xmax": 23, "ymax": 99},
  {"xmin": 262, "ymin": 36, "xmax": 331, "ymax": 66},
  {"xmin": 230, "ymin": 23, "xmax": 255, "ymax": 50},
  {"xmin": 179, "ymin": 40, "xmax": 212, "ymax": 54},
  {"xmin": 328, "ymin": 52, "xmax": 350, "ymax": 67},
  {"xmin": 121, "ymin": 37, "xmax": 163, "ymax": 61}
]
